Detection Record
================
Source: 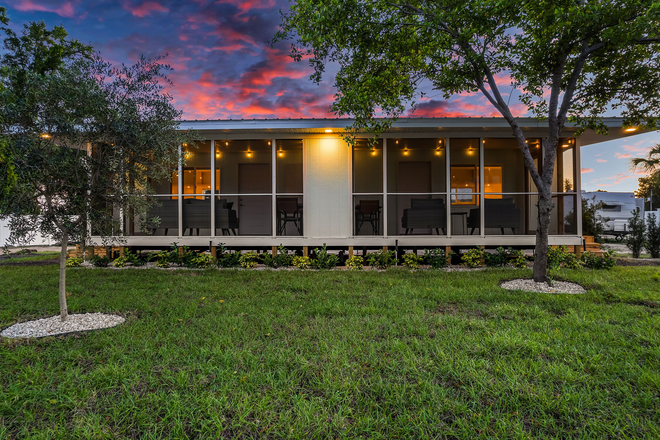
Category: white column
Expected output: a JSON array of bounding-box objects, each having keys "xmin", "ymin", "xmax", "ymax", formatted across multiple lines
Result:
[{"xmin": 210, "ymin": 140, "xmax": 216, "ymax": 238}]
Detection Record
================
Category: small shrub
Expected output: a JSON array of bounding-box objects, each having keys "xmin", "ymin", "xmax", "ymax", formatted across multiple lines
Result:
[
  {"xmin": 190, "ymin": 253, "xmax": 214, "ymax": 269},
  {"xmin": 484, "ymin": 247, "xmax": 510, "ymax": 267},
  {"xmin": 581, "ymin": 251, "xmax": 616, "ymax": 270},
  {"xmin": 90, "ymin": 255, "xmax": 111, "ymax": 268},
  {"xmin": 311, "ymin": 244, "xmax": 339, "ymax": 269},
  {"xmin": 401, "ymin": 253, "xmax": 423, "ymax": 269},
  {"xmin": 113, "ymin": 256, "xmax": 129, "ymax": 268},
  {"xmin": 626, "ymin": 208, "xmax": 646, "ymax": 258},
  {"xmin": 562, "ymin": 252, "xmax": 584, "ymax": 269},
  {"xmin": 66, "ymin": 257, "xmax": 83, "ymax": 267},
  {"xmin": 216, "ymin": 245, "xmax": 241, "ymax": 268},
  {"xmin": 264, "ymin": 245, "xmax": 292, "ymax": 268},
  {"xmin": 645, "ymin": 213, "xmax": 660, "ymax": 258},
  {"xmin": 126, "ymin": 250, "xmax": 146, "ymax": 267},
  {"xmin": 424, "ymin": 248, "xmax": 452, "ymax": 269},
  {"xmin": 292, "ymin": 256, "xmax": 311, "ymax": 269},
  {"xmin": 153, "ymin": 250, "xmax": 171, "ymax": 268},
  {"xmin": 178, "ymin": 245, "xmax": 197, "ymax": 268},
  {"xmin": 510, "ymin": 250, "xmax": 528, "ymax": 269},
  {"xmin": 367, "ymin": 249, "xmax": 396, "ymax": 269},
  {"xmin": 239, "ymin": 251, "xmax": 260, "ymax": 269},
  {"xmin": 461, "ymin": 248, "xmax": 484, "ymax": 268},
  {"xmin": 547, "ymin": 246, "xmax": 570, "ymax": 270},
  {"xmin": 345, "ymin": 255, "xmax": 364, "ymax": 270},
  {"xmin": 582, "ymin": 197, "xmax": 609, "ymax": 242}
]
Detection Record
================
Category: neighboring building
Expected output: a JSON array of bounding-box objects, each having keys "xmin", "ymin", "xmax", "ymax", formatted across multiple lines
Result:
[
  {"xmin": 582, "ymin": 191, "xmax": 645, "ymax": 236},
  {"xmin": 88, "ymin": 117, "xmax": 642, "ymax": 251}
]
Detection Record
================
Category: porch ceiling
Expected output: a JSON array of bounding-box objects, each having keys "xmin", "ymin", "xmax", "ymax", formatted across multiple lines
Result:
[{"xmin": 179, "ymin": 117, "xmax": 651, "ymax": 146}]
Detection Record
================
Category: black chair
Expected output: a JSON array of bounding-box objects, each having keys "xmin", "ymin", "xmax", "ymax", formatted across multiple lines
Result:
[
  {"xmin": 147, "ymin": 199, "xmax": 178, "ymax": 235},
  {"xmin": 355, "ymin": 200, "xmax": 381, "ymax": 235},
  {"xmin": 182, "ymin": 199, "xmax": 211, "ymax": 236},
  {"xmin": 215, "ymin": 198, "xmax": 238, "ymax": 236},
  {"xmin": 277, "ymin": 198, "xmax": 302, "ymax": 235},
  {"xmin": 467, "ymin": 198, "xmax": 522, "ymax": 234},
  {"xmin": 401, "ymin": 198, "xmax": 446, "ymax": 235}
]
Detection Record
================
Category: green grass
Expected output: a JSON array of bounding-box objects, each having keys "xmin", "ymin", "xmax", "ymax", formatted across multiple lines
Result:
[
  {"xmin": 1, "ymin": 264, "xmax": 659, "ymax": 439},
  {"xmin": 0, "ymin": 251, "xmax": 60, "ymax": 264}
]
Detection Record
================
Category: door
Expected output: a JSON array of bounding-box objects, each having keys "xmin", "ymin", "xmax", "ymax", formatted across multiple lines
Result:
[{"xmin": 238, "ymin": 163, "xmax": 271, "ymax": 235}]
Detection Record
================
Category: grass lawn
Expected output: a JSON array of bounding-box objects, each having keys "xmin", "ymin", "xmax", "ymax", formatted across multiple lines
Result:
[{"xmin": 1, "ymin": 262, "xmax": 659, "ymax": 438}]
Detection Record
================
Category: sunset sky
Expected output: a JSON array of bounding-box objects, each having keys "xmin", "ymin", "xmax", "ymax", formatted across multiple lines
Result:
[{"xmin": 4, "ymin": 0, "xmax": 659, "ymax": 193}]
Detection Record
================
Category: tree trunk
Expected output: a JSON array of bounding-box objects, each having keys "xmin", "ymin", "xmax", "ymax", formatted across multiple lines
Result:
[
  {"xmin": 533, "ymin": 191, "xmax": 554, "ymax": 282},
  {"xmin": 59, "ymin": 227, "xmax": 69, "ymax": 322}
]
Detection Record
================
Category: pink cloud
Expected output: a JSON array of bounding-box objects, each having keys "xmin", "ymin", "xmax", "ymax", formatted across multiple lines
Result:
[
  {"xmin": 581, "ymin": 168, "xmax": 594, "ymax": 174},
  {"xmin": 596, "ymin": 159, "xmax": 607, "ymax": 163},
  {"xmin": 13, "ymin": 0, "xmax": 76, "ymax": 18},
  {"xmin": 122, "ymin": 1, "xmax": 169, "ymax": 17},
  {"xmin": 615, "ymin": 152, "xmax": 632, "ymax": 159}
]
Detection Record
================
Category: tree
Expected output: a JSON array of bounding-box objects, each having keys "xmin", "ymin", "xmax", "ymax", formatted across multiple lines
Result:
[
  {"xmin": 631, "ymin": 144, "xmax": 660, "ymax": 174},
  {"xmin": 274, "ymin": 0, "xmax": 660, "ymax": 281},
  {"xmin": 0, "ymin": 16, "xmax": 195, "ymax": 321},
  {"xmin": 635, "ymin": 170, "xmax": 660, "ymax": 211}
]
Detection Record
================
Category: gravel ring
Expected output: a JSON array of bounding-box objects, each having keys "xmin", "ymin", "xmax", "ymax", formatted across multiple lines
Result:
[
  {"xmin": 0, "ymin": 313, "xmax": 125, "ymax": 339},
  {"xmin": 500, "ymin": 278, "xmax": 586, "ymax": 294}
]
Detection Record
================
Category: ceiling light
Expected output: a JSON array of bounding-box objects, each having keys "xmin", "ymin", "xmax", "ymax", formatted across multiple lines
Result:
[
  {"xmin": 324, "ymin": 129, "xmax": 333, "ymax": 133},
  {"xmin": 41, "ymin": 133, "xmax": 50, "ymax": 139},
  {"xmin": 625, "ymin": 127, "xmax": 637, "ymax": 132}
]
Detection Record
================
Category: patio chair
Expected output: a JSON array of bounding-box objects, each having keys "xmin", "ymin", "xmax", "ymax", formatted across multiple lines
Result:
[
  {"xmin": 467, "ymin": 198, "xmax": 522, "ymax": 234},
  {"xmin": 215, "ymin": 198, "xmax": 239, "ymax": 236},
  {"xmin": 355, "ymin": 200, "xmax": 381, "ymax": 235},
  {"xmin": 182, "ymin": 199, "xmax": 211, "ymax": 236},
  {"xmin": 147, "ymin": 199, "xmax": 178, "ymax": 235},
  {"xmin": 277, "ymin": 198, "xmax": 302, "ymax": 235},
  {"xmin": 401, "ymin": 198, "xmax": 446, "ymax": 235}
]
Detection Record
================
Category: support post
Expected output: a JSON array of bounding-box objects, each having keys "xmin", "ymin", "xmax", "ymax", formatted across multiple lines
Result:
[
  {"xmin": 119, "ymin": 246, "xmax": 126, "ymax": 257},
  {"xmin": 348, "ymin": 246, "xmax": 354, "ymax": 258},
  {"xmin": 272, "ymin": 246, "xmax": 278, "ymax": 257},
  {"xmin": 445, "ymin": 246, "xmax": 452, "ymax": 266},
  {"xmin": 303, "ymin": 246, "xmax": 308, "ymax": 258},
  {"xmin": 211, "ymin": 246, "xmax": 217, "ymax": 258}
]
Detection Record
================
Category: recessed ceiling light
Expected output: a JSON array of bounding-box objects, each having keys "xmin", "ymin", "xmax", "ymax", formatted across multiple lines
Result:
[
  {"xmin": 625, "ymin": 127, "xmax": 637, "ymax": 132},
  {"xmin": 324, "ymin": 129, "xmax": 333, "ymax": 133}
]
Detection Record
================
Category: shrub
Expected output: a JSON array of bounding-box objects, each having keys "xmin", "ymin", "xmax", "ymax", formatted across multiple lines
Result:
[
  {"xmin": 264, "ymin": 245, "xmax": 292, "ymax": 268},
  {"xmin": 547, "ymin": 246, "xmax": 570, "ymax": 270},
  {"xmin": 178, "ymin": 245, "xmax": 197, "ymax": 268},
  {"xmin": 581, "ymin": 251, "xmax": 616, "ymax": 270},
  {"xmin": 424, "ymin": 248, "xmax": 452, "ymax": 269},
  {"xmin": 66, "ymin": 257, "xmax": 83, "ymax": 267},
  {"xmin": 90, "ymin": 255, "xmax": 111, "ymax": 267},
  {"xmin": 401, "ymin": 253, "xmax": 423, "ymax": 269},
  {"xmin": 239, "ymin": 251, "xmax": 260, "ymax": 269},
  {"xmin": 510, "ymin": 250, "xmax": 528, "ymax": 269},
  {"xmin": 562, "ymin": 252, "xmax": 584, "ymax": 269},
  {"xmin": 216, "ymin": 245, "xmax": 241, "ymax": 268},
  {"xmin": 292, "ymin": 256, "xmax": 311, "ymax": 269},
  {"xmin": 582, "ymin": 197, "xmax": 609, "ymax": 242},
  {"xmin": 626, "ymin": 208, "xmax": 646, "ymax": 258},
  {"xmin": 645, "ymin": 213, "xmax": 660, "ymax": 258},
  {"xmin": 345, "ymin": 255, "xmax": 364, "ymax": 270},
  {"xmin": 153, "ymin": 251, "xmax": 171, "ymax": 268},
  {"xmin": 113, "ymin": 256, "xmax": 129, "ymax": 268},
  {"xmin": 310, "ymin": 244, "xmax": 339, "ymax": 269},
  {"xmin": 126, "ymin": 250, "xmax": 146, "ymax": 267},
  {"xmin": 190, "ymin": 253, "xmax": 214, "ymax": 269},
  {"xmin": 484, "ymin": 247, "xmax": 510, "ymax": 267},
  {"xmin": 461, "ymin": 248, "xmax": 484, "ymax": 268},
  {"xmin": 366, "ymin": 249, "xmax": 396, "ymax": 269}
]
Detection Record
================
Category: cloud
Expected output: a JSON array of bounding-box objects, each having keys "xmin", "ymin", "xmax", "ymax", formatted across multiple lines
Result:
[
  {"xmin": 596, "ymin": 159, "xmax": 607, "ymax": 163},
  {"xmin": 13, "ymin": 0, "xmax": 77, "ymax": 18},
  {"xmin": 581, "ymin": 168, "xmax": 594, "ymax": 174},
  {"xmin": 122, "ymin": 1, "xmax": 169, "ymax": 17},
  {"xmin": 614, "ymin": 152, "xmax": 632, "ymax": 159}
]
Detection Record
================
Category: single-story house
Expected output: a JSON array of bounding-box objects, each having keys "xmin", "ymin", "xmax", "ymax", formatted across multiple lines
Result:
[{"xmin": 89, "ymin": 117, "xmax": 642, "ymax": 253}]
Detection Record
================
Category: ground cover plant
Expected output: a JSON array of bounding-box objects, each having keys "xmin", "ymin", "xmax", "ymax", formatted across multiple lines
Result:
[{"xmin": 1, "ymin": 258, "xmax": 659, "ymax": 438}]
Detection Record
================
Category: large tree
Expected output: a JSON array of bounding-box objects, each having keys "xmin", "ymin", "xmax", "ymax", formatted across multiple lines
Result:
[
  {"xmin": 274, "ymin": 0, "xmax": 660, "ymax": 281},
  {"xmin": 0, "ymin": 16, "xmax": 195, "ymax": 321}
]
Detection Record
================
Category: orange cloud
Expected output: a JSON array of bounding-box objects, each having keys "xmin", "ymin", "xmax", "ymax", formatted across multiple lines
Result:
[
  {"xmin": 581, "ymin": 168, "xmax": 594, "ymax": 174},
  {"xmin": 14, "ymin": 0, "xmax": 76, "ymax": 18},
  {"xmin": 614, "ymin": 152, "xmax": 632, "ymax": 159},
  {"xmin": 596, "ymin": 159, "xmax": 607, "ymax": 163},
  {"xmin": 122, "ymin": 1, "xmax": 169, "ymax": 17}
]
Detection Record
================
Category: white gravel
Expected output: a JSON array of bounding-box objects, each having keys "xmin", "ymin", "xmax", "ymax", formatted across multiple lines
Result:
[
  {"xmin": 0, "ymin": 313, "xmax": 125, "ymax": 339},
  {"xmin": 501, "ymin": 278, "xmax": 586, "ymax": 294}
]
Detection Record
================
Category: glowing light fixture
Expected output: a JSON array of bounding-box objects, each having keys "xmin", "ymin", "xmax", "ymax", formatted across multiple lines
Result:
[
  {"xmin": 403, "ymin": 148, "xmax": 409, "ymax": 156},
  {"xmin": 246, "ymin": 149, "xmax": 252, "ymax": 158},
  {"xmin": 625, "ymin": 127, "xmax": 637, "ymax": 132},
  {"xmin": 324, "ymin": 129, "xmax": 333, "ymax": 133},
  {"xmin": 268, "ymin": 141, "xmax": 271, "ymax": 146},
  {"xmin": 41, "ymin": 133, "xmax": 50, "ymax": 139},
  {"xmin": 225, "ymin": 141, "xmax": 229, "ymax": 146},
  {"xmin": 215, "ymin": 150, "xmax": 221, "ymax": 158},
  {"xmin": 278, "ymin": 147, "xmax": 284, "ymax": 158},
  {"xmin": 371, "ymin": 149, "xmax": 377, "ymax": 156},
  {"xmin": 435, "ymin": 148, "xmax": 442, "ymax": 156},
  {"xmin": 396, "ymin": 140, "xmax": 399, "ymax": 145}
]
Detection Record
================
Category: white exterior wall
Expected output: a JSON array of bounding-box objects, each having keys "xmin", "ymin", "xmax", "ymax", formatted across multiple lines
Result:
[
  {"xmin": 1, "ymin": 218, "xmax": 55, "ymax": 247},
  {"xmin": 304, "ymin": 137, "xmax": 352, "ymax": 239}
]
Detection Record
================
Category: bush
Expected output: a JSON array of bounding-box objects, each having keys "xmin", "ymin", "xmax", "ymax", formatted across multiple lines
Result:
[
  {"xmin": 626, "ymin": 208, "xmax": 646, "ymax": 258},
  {"xmin": 424, "ymin": 248, "xmax": 452, "ymax": 269},
  {"xmin": 366, "ymin": 249, "xmax": 396, "ymax": 269},
  {"xmin": 582, "ymin": 197, "xmax": 609, "ymax": 242},
  {"xmin": 216, "ymin": 245, "xmax": 241, "ymax": 268},
  {"xmin": 461, "ymin": 248, "xmax": 484, "ymax": 268},
  {"xmin": 645, "ymin": 213, "xmax": 660, "ymax": 258},
  {"xmin": 510, "ymin": 250, "xmax": 528, "ymax": 269},
  {"xmin": 153, "ymin": 250, "xmax": 171, "ymax": 268},
  {"xmin": 484, "ymin": 247, "xmax": 510, "ymax": 267},
  {"xmin": 190, "ymin": 253, "xmax": 214, "ymax": 269},
  {"xmin": 263, "ymin": 245, "xmax": 292, "ymax": 268},
  {"xmin": 547, "ymin": 246, "xmax": 570, "ymax": 270},
  {"xmin": 310, "ymin": 244, "xmax": 339, "ymax": 269},
  {"xmin": 90, "ymin": 255, "xmax": 111, "ymax": 267},
  {"xmin": 581, "ymin": 251, "xmax": 616, "ymax": 270},
  {"xmin": 345, "ymin": 255, "xmax": 364, "ymax": 270},
  {"xmin": 126, "ymin": 250, "xmax": 146, "ymax": 267},
  {"xmin": 239, "ymin": 251, "xmax": 260, "ymax": 269},
  {"xmin": 292, "ymin": 256, "xmax": 311, "ymax": 269},
  {"xmin": 113, "ymin": 256, "xmax": 129, "ymax": 268},
  {"xmin": 401, "ymin": 253, "xmax": 423, "ymax": 269},
  {"xmin": 66, "ymin": 257, "xmax": 83, "ymax": 267}
]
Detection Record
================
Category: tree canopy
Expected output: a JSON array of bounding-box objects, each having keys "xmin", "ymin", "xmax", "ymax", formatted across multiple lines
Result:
[{"xmin": 275, "ymin": 0, "xmax": 660, "ymax": 281}]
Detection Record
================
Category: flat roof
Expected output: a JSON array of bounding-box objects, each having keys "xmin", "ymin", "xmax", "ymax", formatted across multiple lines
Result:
[{"xmin": 178, "ymin": 117, "xmax": 648, "ymax": 146}]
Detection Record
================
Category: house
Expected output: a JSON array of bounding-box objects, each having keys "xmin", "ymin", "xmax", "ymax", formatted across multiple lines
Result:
[
  {"xmin": 88, "ymin": 117, "xmax": 642, "ymax": 255},
  {"xmin": 582, "ymin": 191, "xmax": 645, "ymax": 240}
]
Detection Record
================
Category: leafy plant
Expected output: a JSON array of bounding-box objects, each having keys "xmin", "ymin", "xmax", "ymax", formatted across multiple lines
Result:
[
  {"xmin": 292, "ymin": 256, "xmax": 311, "ymax": 269},
  {"xmin": 547, "ymin": 246, "xmax": 570, "ymax": 270},
  {"xmin": 216, "ymin": 245, "xmax": 241, "ymax": 268},
  {"xmin": 239, "ymin": 251, "xmax": 260, "ymax": 269},
  {"xmin": 65, "ymin": 257, "xmax": 83, "ymax": 268},
  {"xmin": 264, "ymin": 245, "xmax": 293, "ymax": 268},
  {"xmin": 89, "ymin": 255, "xmax": 111, "ymax": 268},
  {"xmin": 113, "ymin": 256, "xmax": 129, "ymax": 268},
  {"xmin": 461, "ymin": 248, "xmax": 484, "ymax": 268},
  {"xmin": 424, "ymin": 248, "xmax": 452, "ymax": 269},
  {"xmin": 645, "ymin": 213, "xmax": 660, "ymax": 258},
  {"xmin": 366, "ymin": 249, "xmax": 396, "ymax": 270},
  {"xmin": 345, "ymin": 255, "xmax": 364, "ymax": 270},
  {"xmin": 581, "ymin": 251, "xmax": 616, "ymax": 270},
  {"xmin": 510, "ymin": 250, "xmax": 528, "ymax": 269},
  {"xmin": 125, "ymin": 250, "xmax": 146, "ymax": 267},
  {"xmin": 582, "ymin": 197, "xmax": 609, "ymax": 243},
  {"xmin": 401, "ymin": 253, "xmax": 422, "ymax": 269},
  {"xmin": 562, "ymin": 252, "xmax": 584, "ymax": 270},
  {"xmin": 190, "ymin": 253, "xmax": 214, "ymax": 269},
  {"xmin": 153, "ymin": 250, "xmax": 171, "ymax": 268},
  {"xmin": 310, "ymin": 244, "xmax": 339, "ymax": 269},
  {"xmin": 484, "ymin": 247, "xmax": 510, "ymax": 267},
  {"xmin": 626, "ymin": 208, "xmax": 646, "ymax": 258}
]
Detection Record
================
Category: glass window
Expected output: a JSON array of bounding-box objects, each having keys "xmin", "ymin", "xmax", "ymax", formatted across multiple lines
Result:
[
  {"xmin": 276, "ymin": 139, "xmax": 303, "ymax": 194},
  {"xmin": 387, "ymin": 138, "xmax": 445, "ymax": 193},
  {"xmin": 215, "ymin": 140, "xmax": 272, "ymax": 195},
  {"xmin": 181, "ymin": 141, "xmax": 213, "ymax": 198},
  {"xmin": 353, "ymin": 139, "xmax": 383, "ymax": 193},
  {"xmin": 553, "ymin": 138, "xmax": 576, "ymax": 192},
  {"xmin": 483, "ymin": 138, "xmax": 526, "ymax": 194}
]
